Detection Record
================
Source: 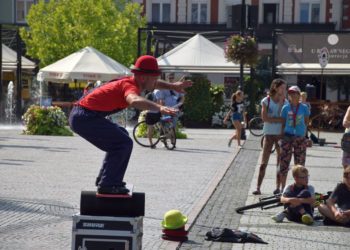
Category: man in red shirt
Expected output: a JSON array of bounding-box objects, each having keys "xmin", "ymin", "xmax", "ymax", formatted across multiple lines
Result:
[{"xmin": 69, "ymin": 55, "xmax": 192, "ymax": 194}]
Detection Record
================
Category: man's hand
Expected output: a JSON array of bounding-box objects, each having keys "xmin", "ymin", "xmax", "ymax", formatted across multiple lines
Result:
[
  {"xmin": 172, "ymin": 80, "xmax": 193, "ymax": 93},
  {"xmin": 160, "ymin": 106, "xmax": 178, "ymax": 116}
]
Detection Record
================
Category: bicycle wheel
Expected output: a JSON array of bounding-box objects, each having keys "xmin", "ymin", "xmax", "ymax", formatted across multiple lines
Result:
[
  {"xmin": 260, "ymin": 136, "xmax": 275, "ymax": 153},
  {"xmin": 161, "ymin": 127, "xmax": 176, "ymax": 150},
  {"xmin": 235, "ymin": 197, "xmax": 281, "ymax": 214},
  {"xmin": 249, "ymin": 117, "xmax": 264, "ymax": 137},
  {"xmin": 132, "ymin": 121, "xmax": 161, "ymax": 147}
]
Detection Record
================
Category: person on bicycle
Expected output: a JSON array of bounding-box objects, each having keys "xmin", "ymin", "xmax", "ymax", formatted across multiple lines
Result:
[
  {"xmin": 253, "ymin": 78, "xmax": 287, "ymax": 195},
  {"xmin": 154, "ymin": 74, "xmax": 185, "ymax": 126},
  {"xmin": 279, "ymin": 86, "xmax": 310, "ymax": 192},
  {"xmin": 146, "ymin": 73, "xmax": 185, "ymax": 148},
  {"xmin": 68, "ymin": 55, "xmax": 192, "ymax": 195},
  {"xmin": 224, "ymin": 90, "xmax": 246, "ymax": 148},
  {"xmin": 271, "ymin": 165, "xmax": 316, "ymax": 225}
]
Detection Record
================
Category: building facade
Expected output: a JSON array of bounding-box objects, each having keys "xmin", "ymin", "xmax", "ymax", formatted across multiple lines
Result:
[{"xmin": 134, "ymin": 0, "xmax": 350, "ymax": 102}]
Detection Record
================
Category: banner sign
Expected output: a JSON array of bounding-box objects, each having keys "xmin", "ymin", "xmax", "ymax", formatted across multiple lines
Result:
[{"xmin": 277, "ymin": 33, "xmax": 350, "ymax": 64}]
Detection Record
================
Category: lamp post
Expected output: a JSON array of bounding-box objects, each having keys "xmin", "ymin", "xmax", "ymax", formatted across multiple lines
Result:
[{"xmin": 239, "ymin": 0, "xmax": 246, "ymax": 89}]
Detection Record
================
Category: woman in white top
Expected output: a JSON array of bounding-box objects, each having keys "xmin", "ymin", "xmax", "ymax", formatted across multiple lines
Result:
[{"xmin": 253, "ymin": 78, "xmax": 287, "ymax": 195}]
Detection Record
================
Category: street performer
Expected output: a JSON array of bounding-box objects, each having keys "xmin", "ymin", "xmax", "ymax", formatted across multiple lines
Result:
[{"xmin": 69, "ymin": 55, "xmax": 192, "ymax": 195}]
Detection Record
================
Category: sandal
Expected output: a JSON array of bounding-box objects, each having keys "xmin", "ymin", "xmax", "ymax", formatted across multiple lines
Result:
[{"xmin": 252, "ymin": 190, "xmax": 261, "ymax": 195}]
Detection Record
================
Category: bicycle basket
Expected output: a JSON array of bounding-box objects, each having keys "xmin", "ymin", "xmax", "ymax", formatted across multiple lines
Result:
[
  {"xmin": 161, "ymin": 115, "xmax": 173, "ymax": 128},
  {"xmin": 145, "ymin": 112, "xmax": 161, "ymax": 125}
]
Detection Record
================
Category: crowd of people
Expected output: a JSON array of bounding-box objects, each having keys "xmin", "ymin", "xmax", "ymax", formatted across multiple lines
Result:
[
  {"xmin": 237, "ymin": 77, "xmax": 350, "ymax": 227},
  {"xmin": 69, "ymin": 54, "xmax": 349, "ymax": 227}
]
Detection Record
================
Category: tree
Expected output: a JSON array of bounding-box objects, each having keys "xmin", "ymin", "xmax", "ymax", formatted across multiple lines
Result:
[{"xmin": 20, "ymin": 0, "xmax": 146, "ymax": 67}]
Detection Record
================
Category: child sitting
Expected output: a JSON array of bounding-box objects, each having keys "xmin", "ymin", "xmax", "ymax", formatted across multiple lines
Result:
[
  {"xmin": 271, "ymin": 165, "xmax": 316, "ymax": 225},
  {"xmin": 318, "ymin": 166, "xmax": 350, "ymax": 227}
]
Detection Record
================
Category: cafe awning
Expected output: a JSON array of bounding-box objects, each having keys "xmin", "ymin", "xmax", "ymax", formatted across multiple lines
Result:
[
  {"xmin": 276, "ymin": 63, "xmax": 350, "ymax": 75},
  {"xmin": 2, "ymin": 43, "xmax": 36, "ymax": 71},
  {"xmin": 37, "ymin": 46, "xmax": 131, "ymax": 82}
]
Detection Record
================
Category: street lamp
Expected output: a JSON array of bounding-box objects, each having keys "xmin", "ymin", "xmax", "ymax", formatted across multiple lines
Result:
[{"xmin": 239, "ymin": 0, "xmax": 246, "ymax": 89}]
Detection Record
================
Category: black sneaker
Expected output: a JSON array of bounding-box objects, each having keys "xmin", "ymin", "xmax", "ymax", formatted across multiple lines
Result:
[
  {"xmin": 95, "ymin": 177, "xmax": 126, "ymax": 187},
  {"xmin": 97, "ymin": 185, "xmax": 129, "ymax": 194},
  {"xmin": 95, "ymin": 177, "xmax": 101, "ymax": 186},
  {"xmin": 273, "ymin": 189, "xmax": 281, "ymax": 195}
]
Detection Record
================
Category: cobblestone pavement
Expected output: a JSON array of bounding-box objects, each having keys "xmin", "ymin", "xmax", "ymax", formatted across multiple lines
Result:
[
  {"xmin": 0, "ymin": 127, "xmax": 238, "ymax": 250},
  {"xmin": 179, "ymin": 132, "xmax": 350, "ymax": 250}
]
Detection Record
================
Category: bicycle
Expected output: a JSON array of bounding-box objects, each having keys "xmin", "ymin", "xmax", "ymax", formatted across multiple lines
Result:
[
  {"xmin": 248, "ymin": 116, "xmax": 264, "ymax": 137},
  {"xmin": 309, "ymin": 103, "xmax": 345, "ymax": 131},
  {"xmin": 133, "ymin": 113, "xmax": 176, "ymax": 150}
]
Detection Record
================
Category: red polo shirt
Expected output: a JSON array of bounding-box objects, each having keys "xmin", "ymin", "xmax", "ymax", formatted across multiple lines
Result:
[{"xmin": 77, "ymin": 77, "xmax": 140, "ymax": 111}]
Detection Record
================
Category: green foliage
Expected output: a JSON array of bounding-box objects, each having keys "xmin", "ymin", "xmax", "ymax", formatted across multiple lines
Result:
[
  {"xmin": 20, "ymin": 0, "xmax": 146, "ymax": 67},
  {"xmin": 210, "ymin": 85, "xmax": 224, "ymax": 113},
  {"xmin": 243, "ymin": 76, "xmax": 264, "ymax": 119},
  {"xmin": 183, "ymin": 75, "xmax": 213, "ymax": 124},
  {"xmin": 225, "ymin": 35, "xmax": 258, "ymax": 66},
  {"xmin": 22, "ymin": 105, "xmax": 73, "ymax": 136}
]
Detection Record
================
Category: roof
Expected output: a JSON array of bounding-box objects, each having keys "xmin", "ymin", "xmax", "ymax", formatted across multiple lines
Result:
[
  {"xmin": 157, "ymin": 34, "xmax": 249, "ymax": 74},
  {"xmin": 2, "ymin": 44, "xmax": 36, "ymax": 70},
  {"xmin": 37, "ymin": 46, "xmax": 131, "ymax": 82}
]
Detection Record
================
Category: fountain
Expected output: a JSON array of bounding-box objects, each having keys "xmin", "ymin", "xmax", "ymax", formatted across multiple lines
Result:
[{"xmin": 5, "ymin": 81, "xmax": 16, "ymax": 125}]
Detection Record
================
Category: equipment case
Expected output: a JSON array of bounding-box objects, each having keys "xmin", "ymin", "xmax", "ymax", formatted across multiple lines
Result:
[{"xmin": 72, "ymin": 214, "xmax": 143, "ymax": 250}]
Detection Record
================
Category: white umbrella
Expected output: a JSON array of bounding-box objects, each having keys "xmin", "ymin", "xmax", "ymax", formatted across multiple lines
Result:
[
  {"xmin": 157, "ymin": 34, "xmax": 249, "ymax": 73},
  {"xmin": 2, "ymin": 44, "xmax": 36, "ymax": 70},
  {"xmin": 37, "ymin": 46, "xmax": 131, "ymax": 82}
]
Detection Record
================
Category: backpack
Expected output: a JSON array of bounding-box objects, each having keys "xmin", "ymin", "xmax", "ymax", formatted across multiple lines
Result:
[{"xmin": 341, "ymin": 132, "xmax": 350, "ymax": 153}]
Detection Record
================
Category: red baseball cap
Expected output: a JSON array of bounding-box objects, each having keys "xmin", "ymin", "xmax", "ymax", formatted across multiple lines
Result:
[{"xmin": 131, "ymin": 55, "xmax": 161, "ymax": 76}]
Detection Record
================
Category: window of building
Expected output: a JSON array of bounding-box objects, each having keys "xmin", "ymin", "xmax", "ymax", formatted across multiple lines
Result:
[
  {"xmin": 300, "ymin": 3, "xmax": 320, "ymax": 23},
  {"xmin": 263, "ymin": 3, "xmax": 279, "ymax": 24},
  {"xmin": 152, "ymin": 3, "xmax": 171, "ymax": 23},
  {"xmin": 16, "ymin": 0, "xmax": 34, "ymax": 23},
  {"xmin": 191, "ymin": 3, "xmax": 207, "ymax": 24}
]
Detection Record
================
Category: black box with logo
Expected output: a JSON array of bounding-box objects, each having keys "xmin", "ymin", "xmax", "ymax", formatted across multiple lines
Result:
[{"xmin": 71, "ymin": 214, "xmax": 143, "ymax": 250}]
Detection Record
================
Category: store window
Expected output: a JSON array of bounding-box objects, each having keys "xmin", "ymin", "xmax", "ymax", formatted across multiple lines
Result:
[
  {"xmin": 300, "ymin": 3, "xmax": 320, "ymax": 23},
  {"xmin": 191, "ymin": 2, "xmax": 207, "ymax": 24},
  {"xmin": 152, "ymin": 3, "xmax": 171, "ymax": 23},
  {"xmin": 16, "ymin": 0, "xmax": 34, "ymax": 23}
]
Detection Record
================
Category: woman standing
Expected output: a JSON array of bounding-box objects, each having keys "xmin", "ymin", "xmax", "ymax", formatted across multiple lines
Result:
[
  {"xmin": 224, "ymin": 90, "xmax": 245, "ymax": 148},
  {"xmin": 253, "ymin": 79, "xmax": 287, "ymax": 195},
  {"xmin": 279, "ymin": 86, "xmax": 310, "ymax": 191}
]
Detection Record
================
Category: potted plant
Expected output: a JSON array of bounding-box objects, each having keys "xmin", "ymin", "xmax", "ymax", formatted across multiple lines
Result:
[{"xmin": 225, "ymin": 35, "xmax": 258, "ymax": 66}]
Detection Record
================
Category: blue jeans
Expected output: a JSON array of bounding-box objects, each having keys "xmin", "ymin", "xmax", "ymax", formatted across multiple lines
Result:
[{"xmin": 69, "ymin": 106, "xmax": 133, "ymax": 187}]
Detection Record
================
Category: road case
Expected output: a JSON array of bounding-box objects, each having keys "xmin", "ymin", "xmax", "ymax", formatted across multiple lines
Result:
[{"xmin": 72, "ymin": 214, "xmax": 143, "ymax": 250}]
